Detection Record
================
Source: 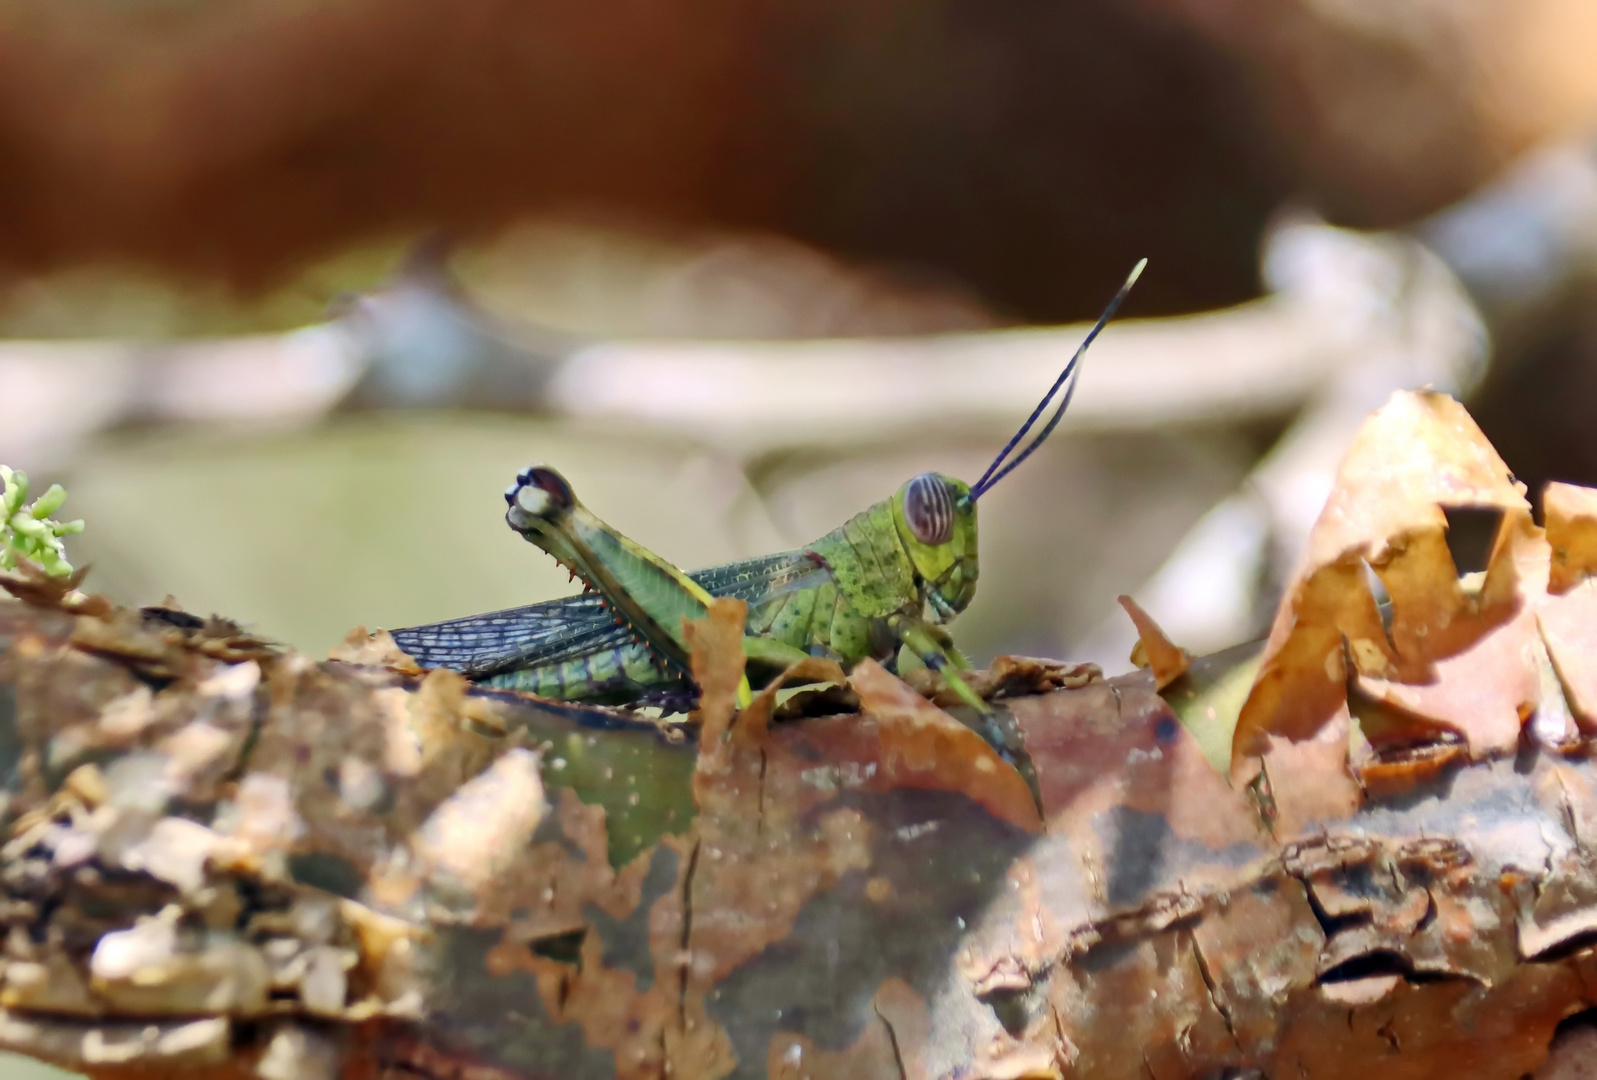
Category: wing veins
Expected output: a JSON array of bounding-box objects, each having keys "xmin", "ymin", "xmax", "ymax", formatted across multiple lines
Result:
[{"xmin": 389, "ymin": 549, "xmax": 828, "ymax": 677}]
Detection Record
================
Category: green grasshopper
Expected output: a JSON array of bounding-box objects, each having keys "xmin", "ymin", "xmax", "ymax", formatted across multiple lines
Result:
[{"xmin": 391, "ymin": 260, "xmax": 1144, "ymax": 735}]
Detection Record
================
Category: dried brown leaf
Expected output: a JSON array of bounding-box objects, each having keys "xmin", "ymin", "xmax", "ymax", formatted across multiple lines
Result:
[
  {"xmin": 1235, "ymin": 391, "xmax": 1530, "ymax": 768},
  {"xmin": 738, "ymin": 655, "xmax": 847, "ymax": 743},
  {"xmin": 1350, "ymin": 512, "xmax": 1548, "ymax": 759},
  {"xmin": 1539, "ymin": 584, "xmax": 1597, "ymax": 731},
  {"xmin": 329, "ymin": 626, "xmax": 421, "ymax": 674},
  {"xmin": 1259, "ymin": 703, "xmax": 1361, "ymax": 840},
  {"xmin": 981, "ymin": 655, "xmax": 1102, "ymax": 697},
  {"xmin": 849, "ymin": 659, "xmax": 1042, "ymax": 833},
  {"xmin": 900, "ymin": 655, "xmax": 1101, "ymax": 708},
  {"xmin": 1352, "ymin": 739, "xmax": 1469, "ymax": 799},
  {"xmin": 0, "ymin": 561, "xmax": 110, "ymax": 616},
  {"xmin": 1117, "ymin": 594, "xmax": 1192, "ymax": 689},
  {"xmin": 685, "ymin": 597, "xmax": 748, "ymax": 766},
  {"xmin": 1546, "ymin": 481, "xmax": 1597, "ymax": 595}
]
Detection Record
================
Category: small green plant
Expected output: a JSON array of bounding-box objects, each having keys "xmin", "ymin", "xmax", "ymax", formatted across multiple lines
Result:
[{"xmin": 1, "ymin": 466, "xmax": 85, "ymax": 577}]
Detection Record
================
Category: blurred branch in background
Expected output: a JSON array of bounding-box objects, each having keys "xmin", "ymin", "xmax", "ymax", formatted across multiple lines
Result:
[{"xmin": 0, "ymin": 216, "xmax": 1476, "ymax": 469}]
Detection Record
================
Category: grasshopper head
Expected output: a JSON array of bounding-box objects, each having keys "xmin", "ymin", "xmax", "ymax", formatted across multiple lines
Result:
[
  {"xmin": 892, "ymin": 472, "xmax": 978, "ymax": 624},
  {"xmin": 905, "ymin": 259, "xmax": 1142, "ymax": 622},
  {"xmin": 504, "ymin": 465, "xmax": 589, "ymax": 573}
]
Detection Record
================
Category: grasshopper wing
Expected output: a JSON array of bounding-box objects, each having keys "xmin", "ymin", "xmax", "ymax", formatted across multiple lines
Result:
[
  {"xmin": 390, "ymin": 549, "xmax": 828, "ymax": 679},
  {"xmin": 389, "ymin": 595, "xmax": 628, "ymax": 678},
  {"xmin": 688, "ymin": 549, "xmax": 830, "ymax": 605}
]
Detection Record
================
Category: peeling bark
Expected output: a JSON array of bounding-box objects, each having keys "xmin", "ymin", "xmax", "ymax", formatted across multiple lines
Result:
[
  {"xmin": 4, "ymin": 391, "xmax": 1597, "ymax": 1079},
  {"xmin": 1, "ymin": 586, "xmax": 1595, "ymax": 1080}
]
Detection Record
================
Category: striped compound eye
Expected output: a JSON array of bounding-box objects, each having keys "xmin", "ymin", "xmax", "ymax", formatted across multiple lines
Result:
[{"xmin": 904, "ymin": 472, "xmax": 954, "ymax": 546}]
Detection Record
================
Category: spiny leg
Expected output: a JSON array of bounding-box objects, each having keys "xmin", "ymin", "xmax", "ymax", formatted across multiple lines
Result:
[
  {"xmin": 924, "ymin": 623, "xmax": 972, "ymax": 670},
  {"xmin": 894, "ymin": 619, "xmax": 1006, "ymax": 747}
]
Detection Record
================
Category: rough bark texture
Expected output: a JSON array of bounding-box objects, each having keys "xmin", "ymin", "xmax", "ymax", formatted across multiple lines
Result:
[{"xmin": 4, "ymin": 390, "xmax": 1597, "ymax": 1078}]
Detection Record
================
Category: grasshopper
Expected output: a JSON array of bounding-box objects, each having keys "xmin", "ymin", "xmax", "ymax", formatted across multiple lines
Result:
[{"xmin": 392, "ymin": 260, "xmax": 1144, "ymax": 737}]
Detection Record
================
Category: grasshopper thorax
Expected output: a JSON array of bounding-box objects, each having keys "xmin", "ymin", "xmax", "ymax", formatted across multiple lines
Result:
[{"xmin": 891, "ymin": 472, "xmax": 978, "ymax": 625}]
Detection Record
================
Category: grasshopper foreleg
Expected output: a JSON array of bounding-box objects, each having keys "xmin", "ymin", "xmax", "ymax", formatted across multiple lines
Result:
[
  {"xmin": 923, "ymin": 623, "xmax": 972, "ymax": 670},
  {"xmin": 893, "ymin": 617, "xmax": 992, "ymax": 718}
]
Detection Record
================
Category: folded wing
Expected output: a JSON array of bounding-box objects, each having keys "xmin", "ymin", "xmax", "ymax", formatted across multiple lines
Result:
[{"xmin": 390, "ymin": 549, "xmax": 826, "ymax": 679}]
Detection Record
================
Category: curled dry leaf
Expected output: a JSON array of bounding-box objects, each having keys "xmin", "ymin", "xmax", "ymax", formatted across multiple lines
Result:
[
  {"xmin": 1350, "ymin": 511, "xmax": 1547, "ymax": 760},
  {"xmin": 1118, "ymin": 594, "xmax": 1192, "ymax": 689},
  {"xmin": 980, "ymin": 654, "xmax": 1102, "ymax": 696},
  {"xmin": 1234, "ymin": 391, "xmax": 1535, "ymax": 771},
  {"xmin": 848, "ymin": 659, "xmax": 1042, "ymax": 832},
  {"xmin": 738, "ymin": 655, "xmax": 848, "ymax": 742},
  {"xmin": 1546, "ymin": 481, "xmax": 1597, "ymax": 595},
  {"xmin": 685, "ymin": 597, "xmax": 749, "ymax": 765},
  {"xmin": 0, "ymin": 561, "xmax": 109, "ymax": 616},
  {"xmin": 1537, "ymin": 481, "xmax": 1597, "ymax": 732},
  {"xmin": 68, "ymin": 602, "xmax": 278, "ymax": 683},
  {"xmin": 330, "ymin": 625, "xmax": 422, "ymax": 674},
  {"xmin": 900, "ymin": 655, "xmax": 1101, "ymax": 708}
]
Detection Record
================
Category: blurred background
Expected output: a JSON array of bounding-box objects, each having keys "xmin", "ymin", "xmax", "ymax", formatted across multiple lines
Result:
[
  {"xmin": 4, "ymin": 5, "xmax": 1597, "ymax": 1072},
  {"xmin": 6, "ymin": 0, "xmax": 1597, "ymax": 681}
]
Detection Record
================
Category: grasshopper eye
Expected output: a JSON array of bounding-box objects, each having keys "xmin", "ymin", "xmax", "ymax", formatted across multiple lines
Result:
[{"xmin": 905, "ymin": 472, "xmax": 954, "ymax": 546}]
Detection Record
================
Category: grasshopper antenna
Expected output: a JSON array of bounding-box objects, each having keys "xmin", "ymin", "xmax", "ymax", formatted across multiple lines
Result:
[{"xmin": 969, "ymin": 257, "xmax": 1147, "ymax": 501}]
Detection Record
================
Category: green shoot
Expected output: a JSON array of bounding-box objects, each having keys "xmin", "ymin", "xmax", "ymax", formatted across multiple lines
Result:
[{"xmin": 1, "ymin": 466, "xmax": 85, "ymax": 577}]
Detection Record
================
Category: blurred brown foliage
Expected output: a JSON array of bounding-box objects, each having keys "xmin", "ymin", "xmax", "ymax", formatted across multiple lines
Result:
[{"xmin": 3, "ymin": 0, "xmax": 1594, "ymax": 320}]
